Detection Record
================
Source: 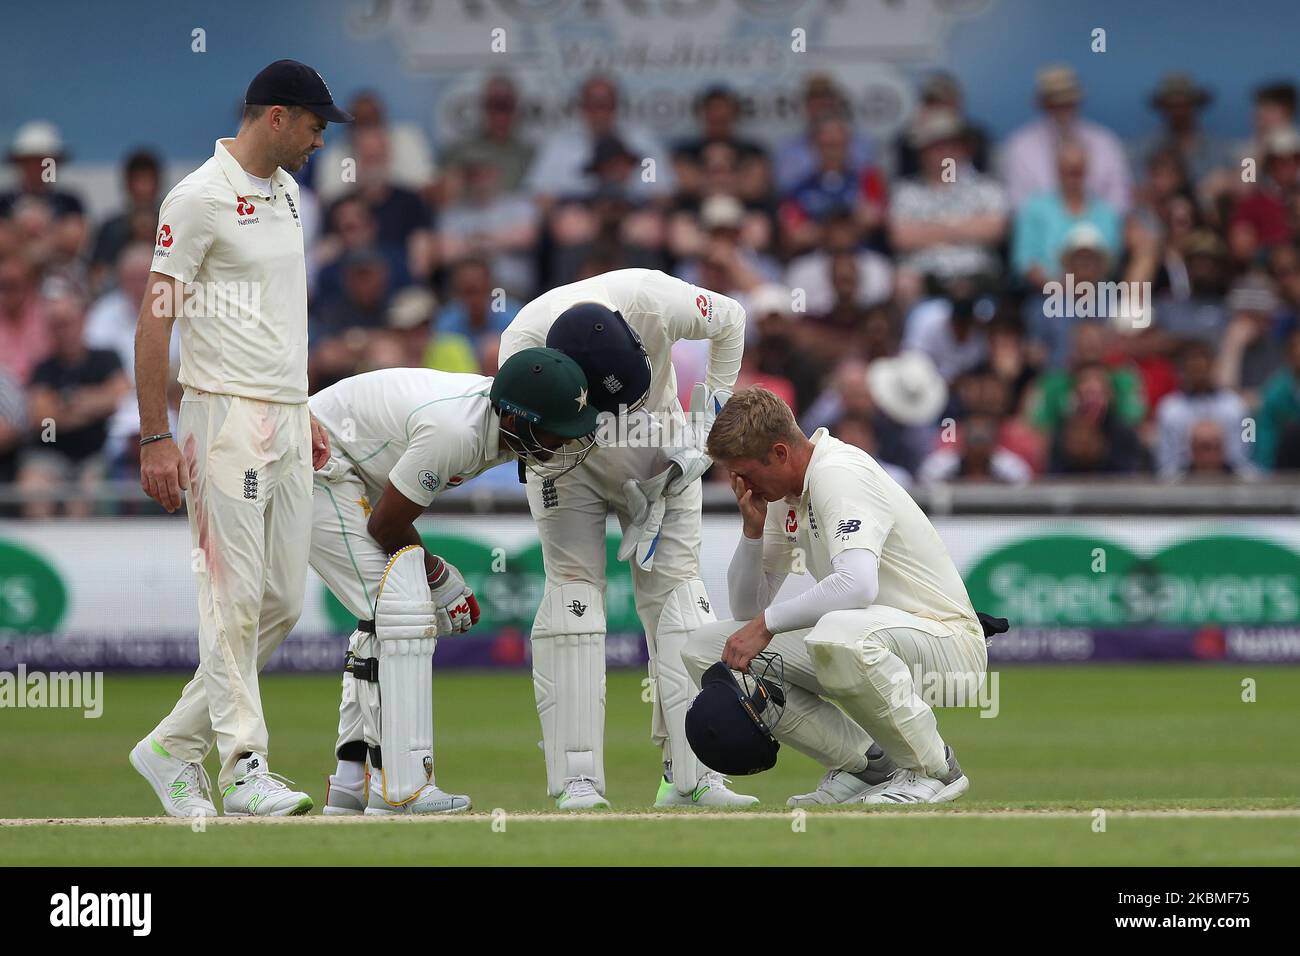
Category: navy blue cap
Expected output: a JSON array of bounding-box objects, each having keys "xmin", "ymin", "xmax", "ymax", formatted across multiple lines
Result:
[
  {"xmin": 245, "ymin": 60, "xmax": 353, "ymax": 124},
  {"xmin": 546, "ymin": 302, "xmax": 651, "ymax": 416}
]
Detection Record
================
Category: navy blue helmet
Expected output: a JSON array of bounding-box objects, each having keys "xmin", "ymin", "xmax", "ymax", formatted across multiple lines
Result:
[
  {"xmin": 684, "ymin": 653, "xmax": 787, "ymax": 776},
  {"xmin": 546, "ymin": 302, "xmax": 651, "ymax": 416}
]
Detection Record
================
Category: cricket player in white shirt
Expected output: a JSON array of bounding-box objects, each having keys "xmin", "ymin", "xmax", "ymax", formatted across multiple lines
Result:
[
  {"xmin": 682, "ymin": 387, "xmax": 995, "ymax": 805},
  {"xmin": 129, "ymin": 61, "xmax": 351, "ymax": 817},
  {"xmin": 499, "ymin": 268, "xmax": 756, "ymax": 808},
  {"xmin": 312, "ymin": 351, "xmax": 600, "ymax": 814}
]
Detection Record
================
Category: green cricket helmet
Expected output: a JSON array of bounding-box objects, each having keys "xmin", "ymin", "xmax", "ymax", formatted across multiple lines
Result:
[{"xmin": 491, "ymin": 347, "xmax": 600, "ymax": 479}]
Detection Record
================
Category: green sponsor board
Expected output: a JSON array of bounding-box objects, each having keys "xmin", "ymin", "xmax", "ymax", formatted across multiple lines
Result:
[
  {"xmin": 322, "ymin": 533, "xmax": 641, "ymax": 633},
  {"xmin": 0, "ymin": 539, "xmax": 69, "ymax": 634},
  {"xmin": 965, "ymin": 532, "xmax": 1300, "ymax": 627}
]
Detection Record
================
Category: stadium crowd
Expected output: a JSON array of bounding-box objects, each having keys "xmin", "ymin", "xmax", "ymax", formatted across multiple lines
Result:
[{"xmin": 3, "ymin": 65, "xmax": 1300, "ymax": 516}]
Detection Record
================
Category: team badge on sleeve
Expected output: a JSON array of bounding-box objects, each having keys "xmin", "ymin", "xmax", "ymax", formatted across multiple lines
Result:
[{"xmin": 418, "ymin": 470, "xmax": 439, "ymax": 492}]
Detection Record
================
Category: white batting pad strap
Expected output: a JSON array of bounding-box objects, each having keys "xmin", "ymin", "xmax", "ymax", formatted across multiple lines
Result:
[
  {"xmin": 374, "ymin": 546, "xmax": 438, "ymax": 805},
  {"xmin": 656, "ymin": 579, "xmax": 719, "ymax": 793},
  {"xmin": 531, "ymin": 583, "xmax": 607, "ymax": 796}
]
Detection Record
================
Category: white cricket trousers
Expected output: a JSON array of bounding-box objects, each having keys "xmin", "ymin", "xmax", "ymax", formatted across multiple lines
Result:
[
  {"xmin": 526, "ymin": 428, "xmax": 703, "ymax": 768},
  {"xmin": 684, "ymin": 607, "xmax": 987, "ymax": 778},
  {"xmin": 151, "ymin": 389, "xmax": 313, "ymax": 789}
]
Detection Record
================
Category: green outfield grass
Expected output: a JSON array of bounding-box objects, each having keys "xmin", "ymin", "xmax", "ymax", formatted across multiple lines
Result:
[{"xmin": 2, "ymin": 665, "xmax": 1299, "ymax": 865}]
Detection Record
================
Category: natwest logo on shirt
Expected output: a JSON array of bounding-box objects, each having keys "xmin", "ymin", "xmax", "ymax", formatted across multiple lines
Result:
[
  {"xmin": 157, "ymin": 224, "xmax": 174, "ymax": 248},
  {"xmin": 236, "ymin": 195, "xmax": 256, "ymax": 216},
  {"xmin": 785, "ymin": 509, "xmax": 798, "ymax": 533},
  {"xmin": 695, "ymin": 293, "xmax": 712, "ymax": 321}
]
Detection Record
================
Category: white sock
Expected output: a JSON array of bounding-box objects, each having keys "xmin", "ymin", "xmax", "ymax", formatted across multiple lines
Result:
[{"xmin": 334, "ymin": 759, "xmax": 366, "ymax": 789}]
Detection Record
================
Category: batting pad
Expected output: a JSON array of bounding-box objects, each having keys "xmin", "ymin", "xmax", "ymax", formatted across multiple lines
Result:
[
  {"xmin": 374, "ymin": 546, "xmax": 438, "ymax": 805},
  {"xmin": 655, "ymin": 578, "xmax": 718, "ymax": 792},
  {"xmin": 532, "ymin": 582, "xmax": 607, "ymax": 796}
]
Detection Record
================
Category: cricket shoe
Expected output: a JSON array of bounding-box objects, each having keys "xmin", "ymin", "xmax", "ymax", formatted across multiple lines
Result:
[
  {"xmin": 222, "ymin": 753, "xmax": 314, "ymax": 816},
  {"xmin": 322, "ymin": 773, "xmax": 367, "ymax": 816},
  {"xmin": 787, "ymin": 745, "xmax": 899, "ymax": 806},
  {"xmin": 364, "ymin": 783, "xmax": 472, "ymax": 815},
  {"xmin": 556, "ymin": 776, "xmax": 610, "ymax": 810},
  {"xmin": 129, "ymin": 736, "xmax": 217, "ymax": 818},
  {"xmin": 858, "ymin": 746, "xmax": 968, "ymax": 805},
  {"xmin": 655, "ymin": 771, "xmax": 759, "ymax": 808}
]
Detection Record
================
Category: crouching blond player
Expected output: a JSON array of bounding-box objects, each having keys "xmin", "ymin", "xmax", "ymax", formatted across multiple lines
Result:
[{"xmin": 682, "ymin": 388, "xmax": 989, "ymax": 805}]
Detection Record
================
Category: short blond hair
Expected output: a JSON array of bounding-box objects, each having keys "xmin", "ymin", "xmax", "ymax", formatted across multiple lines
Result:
[{"xmin": 707, "ymin": 387, "xmax": 803, "ymax": 462}]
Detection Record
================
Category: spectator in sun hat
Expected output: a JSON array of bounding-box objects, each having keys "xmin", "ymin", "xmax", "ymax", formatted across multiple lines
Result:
[
  {"xmin": 895, "ymin": 71, "xmax": 991, "ymax": 179},
  {"xmin": 890, "ymin": 110, "xmax": 1007, "ymax": 286},
  {"xmin": 1000, "ymin": 65, "xmax": 1132, "ymax": 213},
  {"xmin": 677, "ymin": 194, "xmax": 781, "ymax": 288},
  {"xmin": 1022, "ymin": 222, "xmax": 1115, "ymax": 369},
  {"xmin": 0, "ymin": 121, "xmax": 85, "ymax": 222},
  {"xmin": 1135, "ymin": 73, "xmax": 1231, "ymax": 186}
]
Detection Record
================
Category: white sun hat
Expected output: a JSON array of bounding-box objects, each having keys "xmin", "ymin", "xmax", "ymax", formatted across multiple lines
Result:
[{"xmin": 866, "ymin": 351, "xmax": 948, "ymax": 426}]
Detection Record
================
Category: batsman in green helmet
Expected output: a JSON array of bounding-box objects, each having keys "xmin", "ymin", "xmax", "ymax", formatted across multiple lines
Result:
[{"xmin": 132, "ymin": 350, "xmax": 598, "ymax": 820}]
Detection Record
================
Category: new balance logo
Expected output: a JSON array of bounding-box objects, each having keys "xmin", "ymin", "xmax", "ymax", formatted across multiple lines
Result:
[
  {"xmin": 697, "ymin": 597, "xmax": 710, "ymax": 613},
  {"xmin": 835, "ymin": 519, "xmax": 861, "ymax": 538},
  {"xmin": 568, "ymin": 600, "xmax": 587, "ymax": 617},
  {"xmin": 243, "ymin": 469, "xmax": 258, "ymax": 500}
]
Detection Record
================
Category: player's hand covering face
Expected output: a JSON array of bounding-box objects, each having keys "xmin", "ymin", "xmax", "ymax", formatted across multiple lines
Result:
[{"xmin": 732, "ymin": 474, "xmax": 769, "ymax": 537}]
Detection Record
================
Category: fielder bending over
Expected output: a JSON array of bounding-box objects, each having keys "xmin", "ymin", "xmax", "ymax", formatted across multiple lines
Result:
[{"xmin": 499, "ymin": 268, "xmax": 755, "ymax": 808}]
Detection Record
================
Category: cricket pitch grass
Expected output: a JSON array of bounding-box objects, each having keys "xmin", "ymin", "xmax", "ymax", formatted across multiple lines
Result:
[{"xmin": 2, "ymin": 665, "xmax": 1298, "ymax": 865}]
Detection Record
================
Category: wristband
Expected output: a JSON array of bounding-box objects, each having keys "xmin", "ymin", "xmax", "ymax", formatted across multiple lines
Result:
[{"xmin": 139, "ymin": 432, "xmax": 173, "ymax": 447}]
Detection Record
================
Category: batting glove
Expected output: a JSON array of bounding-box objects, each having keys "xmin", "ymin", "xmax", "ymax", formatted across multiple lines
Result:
[{"xmin": 428, "ymin": 556, "xmax": 480, "ymax": 635}]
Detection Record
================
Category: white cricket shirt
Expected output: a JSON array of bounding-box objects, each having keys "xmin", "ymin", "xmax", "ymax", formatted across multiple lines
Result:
[
  {"xmin": 151, "ymin": 139, "xmax": 309, "ymax": 404},
  {"xmin": 309, "ymin": 368, "xmax": 513, "ymax": 507},
  {"xmin": 498, "ymin": 268, "xmax": 746, "ymax": 414},
  {"xmin": 762, "ymin": 428, "xmax": 983, "ymax": 638}
]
